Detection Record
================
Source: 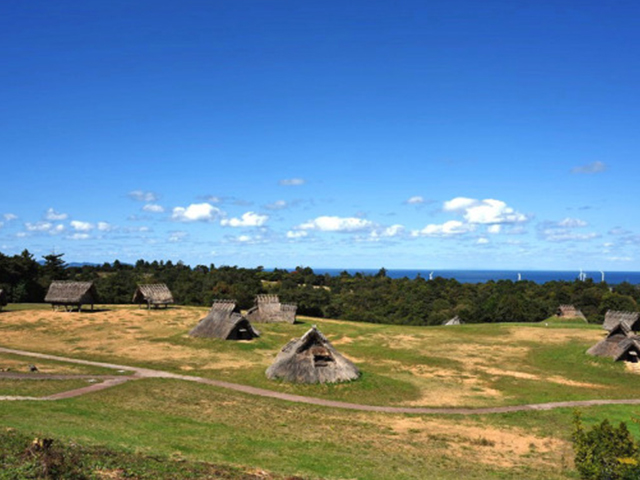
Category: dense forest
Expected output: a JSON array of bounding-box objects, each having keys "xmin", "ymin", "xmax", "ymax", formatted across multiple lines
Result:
[{"xmin": 1, "ymin": 249, "xmax": 639, "ymax": 325}]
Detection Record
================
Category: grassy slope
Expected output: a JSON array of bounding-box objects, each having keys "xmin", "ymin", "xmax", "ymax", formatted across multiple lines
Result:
[{"xmin": 1, "ymin": 305, "xmax": 639, "ymax": 479}]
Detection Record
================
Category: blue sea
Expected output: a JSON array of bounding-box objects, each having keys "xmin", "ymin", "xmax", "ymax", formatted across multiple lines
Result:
[{"xmin": 307, "ymin": 269, "xmax": 640, "ymax": 285}]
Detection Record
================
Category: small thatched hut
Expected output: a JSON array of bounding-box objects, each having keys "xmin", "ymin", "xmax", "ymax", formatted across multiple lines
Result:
[
  {"xmin": 246, "ymin": 294, "xmax": 297, "ymax": 324},
  {"xmin": 588, "ymin": 323, "xmax": 640, "ymax": 362},
  {"xmin": 556, "ymin": 305, "xmax": 586, "ymax": 320},
  {"xmin": 189, "ymin": 300, "xmax": 259, "ymax": 340},
  {"xmin": 0, "ymin": 289, "xmax": 7, "ymax": 311},
  {"xmin": 603, "ymin": 310, "xmax": 640, "ymax": 332},
  {"xmin": 266, "ymin": 326, "xmax": 359, "ymax": 384},
  {"xmin": 44, "ymin": 281, "xmax": 98, "ymax": 311},
  {"xmin": 132, "ymin": 284, "xmax": 174, "ymax": 309},
  {"xmin": 442, "ymin": 316, "xmax": 463, "ymax": 326}
]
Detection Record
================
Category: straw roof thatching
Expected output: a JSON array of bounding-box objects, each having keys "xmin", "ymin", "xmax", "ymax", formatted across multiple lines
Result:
[
  {"xmin": 603, "ymin": 310, "xmax": 640, "ymax": 332},
  {"xmin": 0, "ymin": 289, "xmax": 7, "ymax": 310},
  {"xmin": 557, "ymin": 305, "xmax": 586, "ymax": 320},
  {"xmin": 246, "ymin": 294, "xmax": 297, "ymax": 324},
  {"xmin": 442, "ymin": 316, "xmax": 463, "ymax": 326},
  {"xmin": 189, "ymin": 300, "xmax": 259, "ymax": 340},
  {"xmin": 132, "ymin": 284, "xmax": 174, "ymax": 308},
  {"xmin": 44, "ymin": 281, "xmax": 98, "ymax": 311},
  {"xmin": 266, "ymin": 326, "xmax": 360, "ymax": 384},
  {"xmin": 587, "ymin": 323, "xmax": 640, "ymax": 361}
]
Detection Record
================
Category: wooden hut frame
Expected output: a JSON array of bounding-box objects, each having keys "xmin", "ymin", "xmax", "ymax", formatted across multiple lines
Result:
[
  {"xmin": 132, "ymin": 284, "xmax": 174, "ymax": 309},
  {"xmin": 266, "ymin": 326, "xmax": 359, "ymax": 384},
  {"xmin": 189, "ymin": 300, "xmax": 259, "ymax": 340},
  {"xmin": 44, "ymin": 281, "xmax": 98, "ymax": 312},
  {"xmin": 246, "ymin": 294, "xmax": 297, "ymax": 324}
]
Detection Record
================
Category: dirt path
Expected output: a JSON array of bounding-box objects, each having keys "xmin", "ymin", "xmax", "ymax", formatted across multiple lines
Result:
[{"xmin": 3, "ymin": 346, "xmax": 640, "ymax": 414}]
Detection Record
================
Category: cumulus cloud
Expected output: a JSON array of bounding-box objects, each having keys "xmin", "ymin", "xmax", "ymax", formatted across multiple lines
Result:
[
  {"xmin": 230, "ymin": 234, "xmax": 267, "ymax": 244},
  {"xmin": 143, "ymin": 204, "xmax": 165, "ymax": 213},
  {"xmin": 287, "ymin": 230, "xmax": 308, "ymax": 239},
  {"xmin": 298, "ymin": 216, "xmax": 374, "ymax": 233},
  {"xmin": 406, "ymin": 196, "xmax": 425, "ymax": 205},
  {"xmin": 279, "ymin": 178, "xmax": 306, "ymax": 186},
  {"xmin": 412, "ymin": 220, "xmax": 475, "ymax": 237},
  {"xmin": 3, "ymin": 213, "xmax": 18, "ymax": 221},
  {"xmin": 70, "ymin": 220, "xmax": 93, "ymax": 231},
  {"xmin": 128, "ymin": 190, "xmax": 159, "ymax": 202},
  {"xmin": 477, "ymin": 237, "xmax": 489, "ymax": 244},
  {"xmin": 171, "ymin": 203, "xmax": 222, "ymax": 222},
  {"xmin": 97, "ymin": 222, "xmax": 113, "ymax": 232},
  {"xmin": 557, "ymin": 217, "xmax": 588, "ymax": 228},
  {"xmin": 45, "ymin": 208, "xmax": 68, "ymax": 221},
  {"xmin": 370, "ymin": 224, "xmax": 405, "ymax": 239},
  {"xmin": 25, "ymin": 221, "xmax": 59, "ymax": 233},
  {"xmin": 220, "ymin": 211, "xmax": 268, "ymax": 227},
  {"xmin": 571, "ymin": 161, "xmax": 606, "ymax": 174}
]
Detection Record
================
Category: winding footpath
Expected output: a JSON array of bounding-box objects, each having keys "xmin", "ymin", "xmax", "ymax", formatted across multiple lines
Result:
[{"xmin": 2, "ymin": 346, "xmax": 640, "ymax": 415}]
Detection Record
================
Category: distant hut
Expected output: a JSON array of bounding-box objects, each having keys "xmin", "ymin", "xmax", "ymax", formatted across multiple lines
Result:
[
  {"xmin": 44, "ymin": 281, "xmax": 98, "ymax": 312},
  {"xmin": 0, "ymin": 289, "xmax": 7, "ymax": 311},
  {"xmin": 189, "ymin": 300, "xmax": 259, "ymax": 340},
  {"xmin": 246, "ymin": 294, "xmax": 297, "ymax": 324},
  {"xmin": 603, "ymin": 310, "xmax": 640, "ymax": 332},
  {"xmin": 556, "ymin": 305, "xmax": 586, "ymax": 320},
  {"xmin": 588, "ymin": 323, "xmax": 640, "ymax": 362},
  {"xmin": 132, "ymin": 284, "xmax": 174, "ymax": 309},
  {"xmin": 266, "ymin": 326, "xmax": 360, "ymax": 383},
  {"xmin": 442, "ymin": 316, "xmax": 463, "ymax": 326}
]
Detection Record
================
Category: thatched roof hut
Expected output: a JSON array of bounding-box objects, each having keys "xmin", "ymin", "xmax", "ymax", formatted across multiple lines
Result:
[
  {"xmin": 0, "ymin": 289, "xmax": 7, "ymax": 311},
  {"xmin": 442, "ymin": 316, "xmax": 463, "ymax": 326},
  {"xmin": 603, "ymin": 310, "xmax": 640, "ymax": 332},
  {"xmin": 132, "ymin": 284, "xmax": 174, "ymax": 309},
  {"xmin": 556, "ymin": 305, "xmax": 586, "ymax": 320},
  {"xmin": 266, "ymin": 326, "xmax": 359, "ymax": 384},
  {"xmin": 587, "ymin": 322, "xmax": 640, "ymax": 362},
  {"xmin": 44, "ymin": 281, "xmax": 98, "ymax": 311},
  {"xmin": 189, "ymin": 300, "xmax": 259, "ymax": 340},
  {"xmin": 246, "ymin": 294, "xmax": 297, "ymax": 324}
]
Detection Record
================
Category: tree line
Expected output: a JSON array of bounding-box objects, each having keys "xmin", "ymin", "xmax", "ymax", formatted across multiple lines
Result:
[{"xmin": 1, "ymin": 249, "xmax": 638, "ymax": 325}]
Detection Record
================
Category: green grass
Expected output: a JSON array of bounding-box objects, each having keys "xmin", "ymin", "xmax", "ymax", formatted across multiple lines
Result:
[{"xmin": 0, "ymin": 379, "xmax": 96, "ymax": 397}]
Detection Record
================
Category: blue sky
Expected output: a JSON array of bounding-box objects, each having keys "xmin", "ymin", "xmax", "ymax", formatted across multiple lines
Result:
[{"xmin": 1, "ymin": 1, "xmax": 639, "ymax": 270}]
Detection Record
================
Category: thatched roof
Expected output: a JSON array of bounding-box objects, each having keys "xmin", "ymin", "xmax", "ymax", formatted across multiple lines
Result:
[
  {"xmin": 443, "ymin": 316, "xmax": 463, "ymax": 326},
  {"xmin": 44, "ymin": 281, "xmax": 97, "ymax": 305},
  {"xmin": 189, "ymin": 300, "xmax": 259, "ymax": 340},
  {"xmin": 603, "ymin": 310, "xmax": 640, "ymax": 332},
  {"xmin": 266, "ymin": 326, "xmax": 359, "ymax": 384},
  {"xmin": 557, "ymin": 305, "xmax": 586, "ymax": 319},
  {"xmin": 587, "ymin": 324, "xmax": 640, "ymax": 361},
  {"xmin": 132, "ymin": 284, "xmax": 174, "ymax": 305},
  {"xmin": 0, "ymin": 289, "xmax": 7, "ymax": 307},
  {"xmin": 246, "ymin": 294, "xmax": 297, "ymax": 324}
]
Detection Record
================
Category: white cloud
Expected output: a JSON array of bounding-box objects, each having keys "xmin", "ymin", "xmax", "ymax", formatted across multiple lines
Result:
[
  {"xmin": 221, "ymin": 211, "xmax": 268, "ymax": 227},
  {"xmin": 25, "ymin": 221, "xmax": 53, "ymax": 232},
  {"xmin": 571, "ymin": 161, "xmax": 607, "ymax": 174},
  {"xmin": 171, "ymin": 203, "xmax": 222, "ymax": 222},
  {"xmin": 412, "ymin": 220, "xmax": 475, "ymax": 237},
  {"xmin": 231, "ymin": 234, "xmax": 267, "ymax": 244},
  {"xmin": 443, "ymin": 197, "xmax": 528, "ymax": 225},
  {"xmin": 128, "ymin": 190, "xmax": 159, "ymax": 202},
  {"xmin": 477, "ymin": 237, "xmax": 490, "ymax": 244},
  {"xmin": 265, "ymin": 200, "xmax": 288, "ymax": 210},
  {"xmin": 52, "ymin": 224, "xmax": 65, "ymax": 234},
  {"xmin": 558, "ymin": 218, "xmax": 588, "ymax": 228},
  {"xmin": 168, "ymin": 231, "xmax": 188, "ymax": 243},
  {"xmin": 97, "ymin": 222, "xmax": 113, "ymax": 232},
  {"xmin": 279, "ymin": 178, "xmax": 306, "ymax": 186},
  {"xmin": 371, "ymin": 224, "xmax": 405, "ymax": 239},
  {"xmin": 487, "ymin": 225, "xmax": 501, "ymax": 234},
  {"xmin": 69, "ymin": 233, "xmax": 90, "ymax": 240},
  {"xmin": 143, "ymin": 204, "xmax": 165, "ymax": 213},
  {"xmin": 406, "ymin": 196, "xmax": 425, "ymax": 205},
  {"xmin": 287, "ymin": 230, "xmax": 308, "ymax": 239},
  {"xmin": 3, "ymin": 213, "xmax": 18, "ymax": 221},
  {"xmin": 45, "ymin": 208, "xmax": 68, "ymax": 221},
  {"xmin": 71, "ymin": 220, "xmax": 93, "ymax": 231},
  {"xmin": 299, "ymin": 216, "xmax": 374, "ymax": 233}
]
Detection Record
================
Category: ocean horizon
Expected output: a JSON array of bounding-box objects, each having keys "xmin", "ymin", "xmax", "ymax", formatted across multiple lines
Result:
[{"xmin": 291, "ymin": 268, "xmax": 640, "ymax": 285}]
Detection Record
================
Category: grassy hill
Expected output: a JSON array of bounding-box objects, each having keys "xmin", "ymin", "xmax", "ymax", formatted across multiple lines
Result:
[{"xmin": 1, "ymin": 305, "xmax": 639, "ymax": 479}]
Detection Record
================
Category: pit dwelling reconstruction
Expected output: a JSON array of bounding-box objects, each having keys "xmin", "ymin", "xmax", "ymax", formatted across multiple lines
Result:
[
  {"xmin": 246, "ymin": 294, "xmax": 297, "ymax": 324},
  {"xmin": 44, "ymin": 281, "xmax": 98, "ymax": 312},
  {"xmin": 132, "ymin": 283, "xmax": 174, "ymax": 309},
  {"xmin": 189, "ymin": 300, "xmax": 259, "ymax": 340},
  {"xmin": 266, "ymin": 326, "xmax": 360, "ymax": 383}
]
